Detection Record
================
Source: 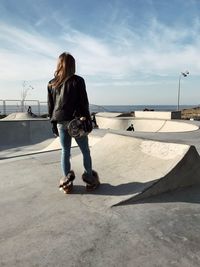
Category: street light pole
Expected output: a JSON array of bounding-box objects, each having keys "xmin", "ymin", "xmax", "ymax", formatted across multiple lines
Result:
[
  {"xmin": 177, "ymin": 71, "xmax": 189, "ymax": 111},
  {"xmin": 177, "ymin": 74, "xmax": 182, "ymax": 111}
]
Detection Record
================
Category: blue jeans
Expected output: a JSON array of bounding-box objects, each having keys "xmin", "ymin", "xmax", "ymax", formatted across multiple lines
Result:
[{"xmin": 57, "ymin": 122, "xmax": 92, "ymax": 177}]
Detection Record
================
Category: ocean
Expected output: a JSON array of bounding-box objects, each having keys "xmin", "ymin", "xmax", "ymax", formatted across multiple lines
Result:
[
  {"xmin": 94, "ymin": 105, "xmax": 197, "ymax": 113},
  {"xmin": 0, "ymin": 103, "xmax": 198, "ymax": 116}
]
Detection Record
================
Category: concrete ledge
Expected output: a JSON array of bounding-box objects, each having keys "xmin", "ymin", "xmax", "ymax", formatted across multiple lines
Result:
[
  {"xmin": 134, "ymin": 111, "xmax": 181, "ymax": 120},
  {"xmin": 96, "ymin": 112, "xmax": 122, "ymax": 117},
  {"xmin": 0, "ymin": 120, "xmax": 53, "ymax": 147}
]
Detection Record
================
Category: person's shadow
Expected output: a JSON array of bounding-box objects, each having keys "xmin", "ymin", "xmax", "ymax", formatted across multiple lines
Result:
[{"xmin": 72, "ymin": 180, "xmax": 153, "ymax": 196}]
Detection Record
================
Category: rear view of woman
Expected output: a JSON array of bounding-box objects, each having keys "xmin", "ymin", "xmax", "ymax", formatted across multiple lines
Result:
[{"xmin": 47, "ymin": 52, "xmax": 100, "ymax": 193}]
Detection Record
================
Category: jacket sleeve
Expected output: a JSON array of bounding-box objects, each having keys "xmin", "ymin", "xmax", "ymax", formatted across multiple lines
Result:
[
  {"xmin": 78, "ymin": 78, "xmax": 91, "ymax": 119},
  {"xmin": 47, "ymin": 84, "xmax": 54, "ymax": 120}
]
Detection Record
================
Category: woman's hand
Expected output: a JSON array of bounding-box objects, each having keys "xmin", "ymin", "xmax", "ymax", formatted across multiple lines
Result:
[{"xmin": 52, "ymin": 122, "xmax": 59, "ymax": 137}]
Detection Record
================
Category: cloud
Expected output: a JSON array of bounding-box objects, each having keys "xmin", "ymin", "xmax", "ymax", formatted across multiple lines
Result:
[
  {"xmin": 0, "ymin": 22, "xmax": 61, "ymax": 81},
  {"xmin": 0, "ymin": 22, "xmax": 60, "ymax": 56},
  {"xmin": 1, "ymin": 15, "xmax": 200, "ymax": 86},
  {"xmin": 61, "ymin": 18, "xmax": 200, "ymax": 79}
]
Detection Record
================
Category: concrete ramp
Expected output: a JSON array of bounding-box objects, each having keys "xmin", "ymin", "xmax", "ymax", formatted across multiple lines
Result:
[
  {"xmin": 0, "ymin": 133, "xmax": 103, "ymax": 159},
  {"xmin": 41, "ymin": 135, "xmax": 102, "ymax": 152},
  {"xmin": 71, "ymin": 133, "xmax": 200, "ymax": 207}
]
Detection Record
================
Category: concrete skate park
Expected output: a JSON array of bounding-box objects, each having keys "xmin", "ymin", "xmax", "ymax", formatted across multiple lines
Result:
[{"xmin": 1, "ymin": 111, "xmax": 200, "ymax": 267}]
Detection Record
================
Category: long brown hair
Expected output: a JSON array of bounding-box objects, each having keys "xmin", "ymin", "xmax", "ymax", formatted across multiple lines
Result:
[{"xmin": 51, "ymin": 52, "xmax": 76, "ymax": 88}]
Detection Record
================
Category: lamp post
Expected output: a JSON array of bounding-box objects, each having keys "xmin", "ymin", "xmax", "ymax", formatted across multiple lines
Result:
[{"xmin": 177, "ymin": 71, "xmax": 189, "ymax": 111}]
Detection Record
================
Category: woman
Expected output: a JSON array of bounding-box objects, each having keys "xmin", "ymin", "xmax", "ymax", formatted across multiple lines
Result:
[{"xmin": 47, "ymin": 52, "xmax": 100, "ymax": 193}]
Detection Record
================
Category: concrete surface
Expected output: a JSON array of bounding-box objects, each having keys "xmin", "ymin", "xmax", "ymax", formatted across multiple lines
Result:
[
  {"xmin": 0, "ymin": 118, "xmax": 104, "ymax": 157},
  {"xmin": 95, "ymin": 112, "xmax": 122, "ymax": 117},
  {"xmin": 1, "ymin": 115, "xmax": 200, "ymax": 266},
  {"xmin": 0, "ymin": 138, "xmax": 55, "ymax": 159},
  {"xmin": 1, "ymin": 112, "xmax": 40, "ymax": 120},
  {"xmin": 0, "ymin": 119, "xmax": 53, "ymax": 147},
  {"xmin": 0, "ymin": 131, "xmax": 103, "ymax": 159},
  {"xmin": 1, "ymin": 115, "xmax": 198, "ymax": 154},
  {"xmin": 41, "ymin": 135, "xmax": 102, "ymax": 153},
  {"xmin": 95, "ymin": 115, "xmax": 199, "ymax": 132},
  {"xmin": 1, "ymin": 149, "xmax": 200, "ymax": 267},
  {"xmin": 134, "ymin": 111, "xmax": 181, "ymax": 119},
  {"xmin": 70, "ymin": 133, "xmax": 200, "ymax": 207}
]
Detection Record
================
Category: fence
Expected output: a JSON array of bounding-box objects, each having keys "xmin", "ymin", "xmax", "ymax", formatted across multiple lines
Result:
[
  {"xmin": 0, "ymin": 99, "xmax": 107, "ymax": 116},
  {"xmin": 0, "ymin": 100, "xmax": 47, "ymax": 116}
]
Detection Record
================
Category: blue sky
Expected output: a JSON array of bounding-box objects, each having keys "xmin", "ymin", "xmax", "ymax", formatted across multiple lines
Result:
[{"xmin": 0, "ymin": 0, "xmax": 200, "ymax": 105}]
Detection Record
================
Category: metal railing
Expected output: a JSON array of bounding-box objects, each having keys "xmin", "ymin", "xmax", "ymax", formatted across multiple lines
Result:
[
  {"xmin": 0, "ymin": 99, "xmax": 108, "ymax": 116},
  {"xmin": 0, "ymin": 99, "xmax": 45, "ymax": 116}
]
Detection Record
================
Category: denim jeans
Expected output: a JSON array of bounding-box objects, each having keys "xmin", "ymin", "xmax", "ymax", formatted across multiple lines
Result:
[{"xmin": 57, "ymin": 122, "xmax": 92, "ymax": 177}]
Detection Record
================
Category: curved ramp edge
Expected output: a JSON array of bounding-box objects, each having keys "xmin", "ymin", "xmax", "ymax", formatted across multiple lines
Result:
[
  {"xmin": 116, "ymin": 145, "xmax": 200, "ymax": 206},
  {"xmin": 95, "ymin": 116, "xmax": 199, "ymax": 132},
  {"xmin": 71, "ymin": 133, "xmax": 200, "ymax": 207}
]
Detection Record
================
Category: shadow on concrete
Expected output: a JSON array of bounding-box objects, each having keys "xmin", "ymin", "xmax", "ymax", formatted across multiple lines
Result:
[
  {"xmin": 69, "ymin": 181, "xmax": 154, "ymax": 196},
  {"xmin": 68, "ymin": 180, "xmax": 153, "ymax": 196},
  {"xmin": 70, "ymin": 183, "xmax": 200, "ymax": 205},
  {"xmin": 117, "ymin": 185, "xmax": 200, "ymax": 206}
]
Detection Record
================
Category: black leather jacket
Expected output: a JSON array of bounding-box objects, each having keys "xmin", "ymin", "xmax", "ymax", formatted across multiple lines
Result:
[{"xmin": 47, "ymin": 75, "xmax": 91, "ymax": 122}]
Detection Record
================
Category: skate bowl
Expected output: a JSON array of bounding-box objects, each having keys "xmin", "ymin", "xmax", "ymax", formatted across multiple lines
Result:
[
  {"xmin": 0, "ymin": 117, "xmax": 102, "ymax": 159},
  {"xmin": 71, "ymin": 133, "xmax": 200, "ymax": 207},
  {"xmin": 0, "ymin": 112, "xmax": 104, "ymax": 150},
  {"xmin": 95, "ymin": 115, "xmax": 199, "ymax": 132}
]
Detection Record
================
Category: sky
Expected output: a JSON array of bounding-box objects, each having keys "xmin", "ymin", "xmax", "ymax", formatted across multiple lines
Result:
[{"xmin": 0, "ymin": 0, "xmax": 200, "ymax": 105}]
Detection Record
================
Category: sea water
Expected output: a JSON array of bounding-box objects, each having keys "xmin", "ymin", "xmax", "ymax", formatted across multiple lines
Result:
[
  {"xmin": 0, "ymin": 103, "xmax": 197, "ymax": 115},
  {"xmin": 89, "ymin": 104, "xmax": 197, "ymax": 113}
]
